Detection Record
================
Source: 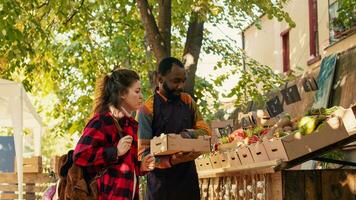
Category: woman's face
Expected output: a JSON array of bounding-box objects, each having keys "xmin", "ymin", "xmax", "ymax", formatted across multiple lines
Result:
[{"xmin": 121, "ymin": 80, "xmax": 143, "ymax": 113}]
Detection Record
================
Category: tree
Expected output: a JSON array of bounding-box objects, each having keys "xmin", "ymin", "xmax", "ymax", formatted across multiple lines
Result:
[
  {"xmin": 0, "ymin": 0, "xmax": 295, "ymax": 157},
  {"xmin": 136, "ymin": 0, "xmax": 295, "ymax": 95}
]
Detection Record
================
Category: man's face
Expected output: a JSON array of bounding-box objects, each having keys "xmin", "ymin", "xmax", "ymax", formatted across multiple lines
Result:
[{"xmin": 159, "ymin": 64, "xmax": 186, "ymax": 97}]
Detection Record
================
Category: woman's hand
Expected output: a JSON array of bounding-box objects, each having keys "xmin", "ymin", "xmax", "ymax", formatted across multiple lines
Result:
[
  {"xmin": 117, "ymin": 135, "xmax": 133, "ymax": 156},
  {"xmin": 140, "ymin": 154, "xmax": 155, "ymax": 172}
]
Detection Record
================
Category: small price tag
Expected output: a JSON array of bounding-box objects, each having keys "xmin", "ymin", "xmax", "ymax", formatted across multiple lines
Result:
[
  {"xmin": 266, "ymin": 96, "xmax": 284, "ymax": 117},
  {"xmin": 281, "ymin": 84, "xmax": 301, "ymax": 105},
  {"xmin": 303, "ymin": 77, "xmax": 318, "ymax": 92}
]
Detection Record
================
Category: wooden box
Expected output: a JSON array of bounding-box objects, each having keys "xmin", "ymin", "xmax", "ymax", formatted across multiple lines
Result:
[
  {"xmin": 14, "ymin": 156, "xmax": 42, "ymax": 173},
  {"xmin": 249, "ymin": 142, "xmax": 270, "ymax": 163},
  {"xmin": 224, "ymin": 149, "xmax": 242, "ymax": 167},
  {"xmin": 195, "ymin": 156, "xmax": 213, "ymax": 171},
  {"xmin": 334, "ymin": 104, "xmax": 356, "ymax": 135},
  {"xmin": 150, "ymin": 134, "xmax": 211, "ymax": 156},
  {"xmin": 195, "ymin": 157, "xmax": 204, "ymax": 171},
  {"xmin": 237, "ymin": 146, "xmax": 255, "ymax": 165},
  {"xmin": 264, "ymin": 116, "xmax": 349, "ymax": 161},
  {"xmin": 210, "ymin": 152, "xmax": 228, "ymax": 169}
]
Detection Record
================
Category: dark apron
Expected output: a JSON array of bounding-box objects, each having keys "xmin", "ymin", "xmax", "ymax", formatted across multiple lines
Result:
[{"xmin": 146, "ymin": 93, "xmax": 200, "ymax": 200}]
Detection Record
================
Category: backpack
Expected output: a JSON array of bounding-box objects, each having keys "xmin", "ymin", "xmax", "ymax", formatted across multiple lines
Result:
[{"xmin": 57, "ymin": 150, "xmax": 98, "ymax": 200}]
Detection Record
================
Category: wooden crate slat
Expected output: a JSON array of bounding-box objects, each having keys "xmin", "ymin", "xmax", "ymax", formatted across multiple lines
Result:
[
  {"xmin": 0, "ymin": 173, "xmax": 55, "ymax": 184},
  {"xmin": 0, "ymin": 184, "xmax": 52, "ymax": 193},
  {"xmin": 266, "ymin": 172, "xmax": 282, "ymax": 200},
  {"xmin": 304, "ymin": 170, "xmax": 322, "ymax": 200},
  {"xmin": 282, "ymin": 170, "xmax": 305, "ymax": 200},
  {"xmin": 14, "ymin": 156, "xmax": 43, "ymax": 173},
  {"xmin": 0, "ymin": 193, "xmax": 20, "ymax": 200},
  {"xmin": 0, "ymin": 185, "xmax": 18, "ymax": 192}
]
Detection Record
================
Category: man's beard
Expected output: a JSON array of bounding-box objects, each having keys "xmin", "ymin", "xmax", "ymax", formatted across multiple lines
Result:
[{"xmin": 163, "ymin": 82, "xmax": 182, "ymax": 101}]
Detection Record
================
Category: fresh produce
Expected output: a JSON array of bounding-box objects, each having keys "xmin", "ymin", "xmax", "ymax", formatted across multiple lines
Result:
[
  {"xmin": 297, "ymin": 115, "xmax": 326, "ymax": 135},
  {"xmin": 214, "ymin": 125, "xmax": 271, "ymax": 150},
  {"xmin": 248, "ymin": 135, "xmax": 260, "ymax": 144},
  {"xmin": 264, "ymin": 115, "xmax": 298, "ymax": 139},
  {"xmin": 264, "ymin": 106, "xmax": 340, "ymax": 138},
  {"xmin": 306, "ymin": 106, "xmax": 341, "ymax": 116}
]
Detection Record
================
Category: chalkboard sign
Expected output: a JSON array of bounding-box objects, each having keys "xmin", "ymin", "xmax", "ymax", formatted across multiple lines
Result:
[
  {"xmin": 281, "ymin": 84, "xmax": 301, "ymax": 105},
  {"xmin": 218, "ymin": 125, "xmax": 233, "ymax": 136},
  {"xmin": 0, "ymin": 136, "xmax": 15, "ymax": 172},
  {"xmin": 266, "ymin": 96, "xmax": 284, "ymax": 117},
  {"xmin": 303, "ymin": 77, "xmax": 318, "ymax": 92},
  {"xmin": 240, "ymin": 115, "xmax": 256, "ymax": 128}
]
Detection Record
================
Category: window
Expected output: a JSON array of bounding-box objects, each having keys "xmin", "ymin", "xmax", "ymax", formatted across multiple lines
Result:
[
  {"xmin": 307, "ymin": 0, "xmax": 320, "ymax": 65},
  {"xmin": 328, "ymin": 0, "xmax": 356, "ymax": 44},
  {"xmin": 281, "ymin": 29, "xmax": 290, "ymax": 72},
  {"xmin": 329, "ymin": 1, "xmax": 339, "ymax": 43}
]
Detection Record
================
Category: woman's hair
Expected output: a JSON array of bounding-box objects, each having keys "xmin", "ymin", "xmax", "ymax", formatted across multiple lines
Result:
[{"xmin": 93, "ymin": 68, "xmax": 140, "ymax": 114}]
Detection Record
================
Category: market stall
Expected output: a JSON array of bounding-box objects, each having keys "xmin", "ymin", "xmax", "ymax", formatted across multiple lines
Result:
[{"xmin": 0, "ymin": 79, "xmax": 43, "ymax": 200}]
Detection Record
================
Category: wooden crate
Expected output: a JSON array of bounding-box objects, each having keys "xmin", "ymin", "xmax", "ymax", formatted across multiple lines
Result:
[
  {"xmin": 199, "ymin": 169, "xmax": 356, "ymax": 200},
  {"xmin": 249, "ymin": 142, "xmax": 270, "ymax": 163},
  {"xmin": 150, "ymin": 134, "xmax": 211, "ymax": 156},
  {"xmin": 195, "ymin": 156, "xmax": 213, "ymax": 171},
  {"xmin": 14, "ymin": 156, "xmax": 42, "ymax": 173},
  {"xmin": 335, "ymin": 104, "xmax": 356, "ymax": 135},
  {"xmin": 210, "ymin": 152, "xmax": 228, "ymax": 169},
  {"xmin": 237, "ymin": 146, "xmax": 255, "ymax": 165},
  {"xmin": 263, "ymin": 116, "xmax": 349, "ymax": 161},
  {"xmin": 0, "ymin": 172, "xmax": 56, "ymax": 200},
  {"xmin": 224, "ymin": 149, "xmax": 242, "ymax": 167}
]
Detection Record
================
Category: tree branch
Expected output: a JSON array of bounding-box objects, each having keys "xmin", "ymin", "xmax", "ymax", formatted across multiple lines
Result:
[
  {"xmin": 64, "ymin": 0, "xmax": 84, "ymax": 26},
  {"xmin": 38, "ymin": 0, "xmax": 50, "ymax": 9},
  {"xmin": 158, "ymin": 0, "xmax": 171, "ymax": 56},
  {"xmin": 136, "ymin": 0, "xmax": 168, "ymax": 62},
  {"xmin": 182, "ymin": 12, "xmax": 204, "ymax": 97}
]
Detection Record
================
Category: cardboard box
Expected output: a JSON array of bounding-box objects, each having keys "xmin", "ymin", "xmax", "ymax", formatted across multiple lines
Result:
[
  {"xmin": 334, "ymin": 105, "xmax": 356, "ymax": 135},
  {"xmin": 264, "ymin": 116, "xmax": 349, "ymax": 161},
  {"xmin": 195, "ymin": 156, "xmax": 213, "ymax": 171},
  {"xmin": 237, "ymin": 146, "xmax": 255, "ymax": 165},
  {"xmin": 150, "ymin": 134, "xmax": 211, "ymax": 156},
  {"xmin": 249, "ymin": 142, "xmax": 270, "ymax": 162},
  {"xmin": 14, "ymin": 156, "xmax": 42, "ymax": 173},
  {"xmin": 224, "ymin": 149, "xmax": 242, "ymax": 167},
  {"xmin": 195, "ymin": 158, "xmax": 203, "ymax": 171},
  {"xmin": 210, "ymin": 152, "xmax": 229, "ymax": 169},
  {"xmin": 202, "ymin": 156, "xmax": 213, "ymax": 170}
]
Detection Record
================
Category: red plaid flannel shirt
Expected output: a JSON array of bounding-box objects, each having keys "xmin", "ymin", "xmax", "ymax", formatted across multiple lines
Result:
[{"xmin": 73, "ymin": 112, "xmax": 143, "ymax": 200}]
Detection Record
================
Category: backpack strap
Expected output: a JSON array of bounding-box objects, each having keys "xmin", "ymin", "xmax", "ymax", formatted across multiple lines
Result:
[{"xmin": 59, "ymin": 150, "xmax": 74, "ymax": 177}]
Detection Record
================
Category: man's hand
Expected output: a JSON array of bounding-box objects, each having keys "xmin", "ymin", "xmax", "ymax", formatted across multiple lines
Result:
[
  {"xmin": 170, "ymin": 151, "xmax": 201, "ymax": 165},
  {"xmin": 140, "ymin": 154, "xmax": 155, "ymax": 172}
]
